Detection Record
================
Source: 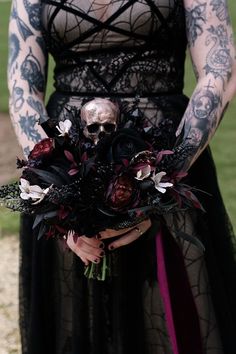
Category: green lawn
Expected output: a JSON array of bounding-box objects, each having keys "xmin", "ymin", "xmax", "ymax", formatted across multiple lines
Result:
[{"xmin": 0, "ymin": 1, "xmax": 236, "ymax": 234}]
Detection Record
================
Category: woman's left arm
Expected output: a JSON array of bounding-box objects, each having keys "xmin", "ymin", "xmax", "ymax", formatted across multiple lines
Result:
[{"xmin": 176, "ymin": 0, "xmax": 236, "ymax": 171}]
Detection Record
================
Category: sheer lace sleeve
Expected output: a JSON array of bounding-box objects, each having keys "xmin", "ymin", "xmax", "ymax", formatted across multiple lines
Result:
[{"xmin": 8, "ymin": 0, "xmax": 49, "ymax": 156}]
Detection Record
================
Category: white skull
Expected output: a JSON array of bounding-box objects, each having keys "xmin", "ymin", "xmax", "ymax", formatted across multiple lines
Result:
[{"xmin": 81, "ymin": 98, "xmax": 119, "ymax": 144}]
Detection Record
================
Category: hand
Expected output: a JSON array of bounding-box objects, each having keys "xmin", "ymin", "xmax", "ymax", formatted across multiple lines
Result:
[
  {"xmin": 66, "ymin": 231, "xmax": 105, "ymax": 266},
  {"xmin": 99, "ymin": 218, "xmax": 151, "ymax": 250}
]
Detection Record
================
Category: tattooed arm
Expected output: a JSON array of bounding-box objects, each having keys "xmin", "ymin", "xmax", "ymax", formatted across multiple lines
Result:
[
  {"xmin": 176, "ymin": 0, "xmax": 236, "ymax": 171},
  {"xmin": 8, "ymin": 0, "xmax": 49, "ymax": 156}
]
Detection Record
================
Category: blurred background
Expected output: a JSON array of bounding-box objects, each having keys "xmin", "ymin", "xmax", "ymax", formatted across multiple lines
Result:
[{"xmin": 0, "ymin": 1, "xmax": 236, "ymax": 353}]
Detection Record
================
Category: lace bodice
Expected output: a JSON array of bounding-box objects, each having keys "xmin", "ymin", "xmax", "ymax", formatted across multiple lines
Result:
[{"xmin": 41, "ymin": 0, "xmax": 187, "ymax": 95}]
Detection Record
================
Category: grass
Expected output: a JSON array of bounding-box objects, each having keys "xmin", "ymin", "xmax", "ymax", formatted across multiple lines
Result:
[
  {"xmin": 0, "ymin": 207, "xmax": 20, "ymax": 236},
  {"xmin": 0, "ymin": 1, "xmax": 236, "ymax": 234}
]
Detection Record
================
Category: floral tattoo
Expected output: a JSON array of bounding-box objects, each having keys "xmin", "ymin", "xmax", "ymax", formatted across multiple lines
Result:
[
  {"xmin": 204, "ymin": 24, "xmax": 232, "ymax": 88},
  {"xmin": 185, "ymin": 2, "xmax": 207, "ymax": 46}
]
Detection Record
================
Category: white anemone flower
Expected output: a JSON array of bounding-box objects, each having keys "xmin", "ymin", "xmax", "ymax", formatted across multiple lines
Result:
[
  {"xmin": 19, "ymin": 178, "xmax": 51, "ymax": 204},
  {"xmin": 151, "ymin": 171, "xmax": 173, "ymax": 194},
  {"xmin": 135, "ymin": 165, "xmax": 151, "ymax": 180},
  {"xmin": 19, "ymin": 179, "xmax": 32, "ymax": 200},
  {"xmin": 56, "ymin": 119, "xmax": 72, "ymax": 136}
]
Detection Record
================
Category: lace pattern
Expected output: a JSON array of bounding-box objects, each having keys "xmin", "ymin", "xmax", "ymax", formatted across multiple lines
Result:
[
  {"xmin": 41, "ymin": 0, "xmax": 187, "ymax": 95},
  {"xmin": 18, "ymin": 1, "xmax": 236, "ymax": 353}
]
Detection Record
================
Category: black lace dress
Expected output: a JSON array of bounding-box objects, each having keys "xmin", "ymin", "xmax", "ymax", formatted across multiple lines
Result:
[{"xmin": 19, "ymin": 1, "xmax": 236, "ymax": 353}]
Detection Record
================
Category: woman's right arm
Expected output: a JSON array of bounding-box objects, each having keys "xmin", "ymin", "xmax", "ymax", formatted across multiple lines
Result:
[{"xmin": 8, "ymin": 0, "xmax": 48, "ymax": 156}]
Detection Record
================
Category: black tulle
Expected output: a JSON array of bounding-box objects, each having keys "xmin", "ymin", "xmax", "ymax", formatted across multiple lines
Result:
[{"xmin": 19, "ymin": 1, "xmax": 236, "ymax": 353}]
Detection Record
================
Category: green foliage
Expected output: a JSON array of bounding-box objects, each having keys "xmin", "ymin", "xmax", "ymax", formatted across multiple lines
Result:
[{"xmin": 0, "ymin": 207, "xmax": 20, "ymax": 236}]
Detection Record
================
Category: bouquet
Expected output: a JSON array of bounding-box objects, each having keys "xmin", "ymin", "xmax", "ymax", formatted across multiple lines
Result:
[{"xmin": 0, "ymin": 98, "xmax": 204, "ymax": 280}]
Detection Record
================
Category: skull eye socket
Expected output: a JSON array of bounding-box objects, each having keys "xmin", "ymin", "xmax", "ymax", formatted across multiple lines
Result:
[{"xmin": 87, "ymin": 123, "xmax": 116, "ymax": 134}]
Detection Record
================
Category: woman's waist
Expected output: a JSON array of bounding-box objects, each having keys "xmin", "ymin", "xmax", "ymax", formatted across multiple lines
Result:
[
  {"xmin": 53, "ymin": 73, "xmax": 184, "ymax": 98},
  {"xmin": 52, "ymin": 89, "xmax": 184, "ymax": 98},
  {"xmin": 46, "ymin": 90, "xmax": 189, "ymax": 137},
  {"xmin": 53, "ymin": 50, "xmax": 185, "ymax": 97}
]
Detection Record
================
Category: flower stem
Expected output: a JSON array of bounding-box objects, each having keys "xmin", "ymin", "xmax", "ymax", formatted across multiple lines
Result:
[{"xmin": 84, "ymin": 255, "xmax": 111, "ymax": 281}]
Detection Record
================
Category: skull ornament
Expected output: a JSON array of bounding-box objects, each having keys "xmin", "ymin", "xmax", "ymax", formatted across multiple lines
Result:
[{"xmin": 81, "ymin": 98, "xmax": 119, "ymax": 144}]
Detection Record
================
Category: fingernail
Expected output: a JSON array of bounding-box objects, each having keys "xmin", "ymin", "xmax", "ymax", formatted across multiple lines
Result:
[
  {"xmin": 109, "ymin": 245, "xmax": 114, "ymax": 250},
  {"xmin": 94, "ymin": 258, "xmax": 99, "ymax": 263},
  {"xmin": 96, "ymin": 234, "xmax": 101, "ymax": 240},
  {"xmin": 100, "ymin": 251, "xmax": 105, "ymax": 256},
  {"xmin": 99, "ymin": 242, "xmax": 105, "ymax": 249}
]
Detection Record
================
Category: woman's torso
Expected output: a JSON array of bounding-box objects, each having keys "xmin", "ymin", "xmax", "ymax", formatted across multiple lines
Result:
[
  {"xmin": 40, "ymin": 0, "xmax": 188, "ymax": 132},
  {"xmin": 41, "ymin": 0, "xmax": 187, "ymax": 95}
]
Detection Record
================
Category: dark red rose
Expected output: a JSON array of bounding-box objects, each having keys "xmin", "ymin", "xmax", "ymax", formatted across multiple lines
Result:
[
  {"xmin": 107, "ymin": 174, "xmax": 138, "ymax": 210},
  {"xmin": 29, "ymin": 138, "xmax": 54, "ymax": 160}
]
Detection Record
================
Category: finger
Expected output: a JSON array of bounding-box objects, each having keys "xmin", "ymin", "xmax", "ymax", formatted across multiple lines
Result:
[
  {"xmin": 99, "ymin": 226, "xmax": 136, "ymax": 239},
  {"xmin": 77, "ymin": 248, "xmax": 102, "ymax": 264},
  {"xmin": 76, "ymin": 237, "xmax": 105, "ymax": 258},
  {"xmin": 79, "ymin": 255, "xmax": 90, "ymax": 266},
  {"xmin": 66, "ymin": 234, "xmax": 103, "ymax": 263},
  {"xmin": 108, "ymin": 229, "xmax": 140, "ymax": 250},
  {"xmin": 68, "ymin": 242, "xmax": 101, "ymax": 264},
  {"xmin": 108, "ymin": 219, "xmax": 151, "ymax": 250},
  {"xmin": 80, "ymin": 236, "xmax": 104, "ymax": 249}
]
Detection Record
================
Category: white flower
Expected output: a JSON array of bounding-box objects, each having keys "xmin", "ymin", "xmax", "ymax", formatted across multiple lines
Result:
[
  {"xmin": 135, "ymin": 165, "xmax": 151, "ymax": 180},
  {"xmin": 56, "ymin": 119, "xmax": 72, "ymax": 136},
  {"xmin": 19, "ymin": 178, "xmax": 51, "ymax": 204},
  {"xmin": 151, "ymin": 172, "xmax": 173, "ymax": 194},
  {"xmin": 19, "ymin": 179, "xmax": 31, "ymax": 200}
]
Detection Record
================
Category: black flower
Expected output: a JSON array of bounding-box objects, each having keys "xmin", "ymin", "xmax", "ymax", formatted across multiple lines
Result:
[{"xmin": 97, "ymin": 129, "xmax": 148, "ymax": 163}]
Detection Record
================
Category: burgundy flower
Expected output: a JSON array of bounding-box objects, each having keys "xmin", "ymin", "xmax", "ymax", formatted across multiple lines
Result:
[
  {"xmin": 29, "ymin": 138, "xmax": 54, "ymax": 160},
  {"xmin": 107, "ymin": 174, "xmax": 138, "ymax": 210}
]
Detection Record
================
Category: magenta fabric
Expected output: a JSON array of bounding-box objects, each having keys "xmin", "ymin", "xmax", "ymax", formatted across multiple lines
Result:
[{"xmin": 156, "ymin": 227, "xmax": 204, "ymax": 354}]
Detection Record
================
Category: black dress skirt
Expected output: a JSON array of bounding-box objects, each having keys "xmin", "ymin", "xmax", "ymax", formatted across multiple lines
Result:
[{"xmin": 19, "ymin": 1, "xmax": 236, "ymax": 353}]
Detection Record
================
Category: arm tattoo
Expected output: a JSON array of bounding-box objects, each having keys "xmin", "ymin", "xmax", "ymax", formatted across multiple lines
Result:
[
  {"xmin": 176, "ymin": 83, "xmax": 222, "ymax": 170},
  {"xmin": 23, "ymin": 146, "xmax": 31, "ymax": 157},
  {"xmin": 204, "ymin": 24, "xmax": 232, "ymax": 87},
  {"xmin": 190, "ymin": 85, "xmax": 221, "ymax": 133},
  {"xmin": 12, "ymin": 81, "xmax": 25, "ymax": 112},
  {"xmin": 185, "ymin": 2, "xmax": 206, "ymax": 46},
  {"xmin": 8, "ymin": 33, "xmax": 20, "ymax": 72},
  {"xmin": 20, "ymin": 48, "xmax": 45, "ymax": 93},
  {"xmin": 210, "ymin": 0, "xmax": 230, "ymax": 24},
  {"xmin": 19, "ymin": 112, "xmax": 42, "ymax": 142},
  {"xmin": 27, "ymin": 96, "xmax": 49, "ymax": 123},
  {"xmin": 23, "ymin": 0, "xmax": 42, "ymax": 31},
  {"xmin": 11, "ymin": 2, "xmax": 33, "ymax": 41}
]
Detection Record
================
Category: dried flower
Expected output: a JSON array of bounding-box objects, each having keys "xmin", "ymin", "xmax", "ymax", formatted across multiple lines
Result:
[
  {"xmin": 151, "ymin": 172, "xmax": 173, "ymax": 194},
  {"xmin": 107, "ymin": 174, "xmax": 138, "ymax": 210},
  {"xmin": 19, "ymin": 178, "xmax": 51, "ymax": 204},
  {"xmin": 29, "ymin": 138, "xmax": 54, "ymax": 160},
  {"xmin": 135, "ymin": 165, "xmax": 151, "ymax": 180},
  {"xmin": 56, "ymin": 119, "xmax": 72, "ymax": 136}
]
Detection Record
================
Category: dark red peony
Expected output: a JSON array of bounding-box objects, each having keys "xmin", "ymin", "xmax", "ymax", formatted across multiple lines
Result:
[
  {"xmin": 107, "ymin": 174, "xmax": 138, "ymax": 210},
  {"xmin": 29, "ymin": 138, "xmax": 54, "ymax": 160}
]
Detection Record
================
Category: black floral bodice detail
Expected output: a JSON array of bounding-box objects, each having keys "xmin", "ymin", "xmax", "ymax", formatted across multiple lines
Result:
[{"xmin": 41, "ymin": 0, "xmax": 187, "ymax": 96}]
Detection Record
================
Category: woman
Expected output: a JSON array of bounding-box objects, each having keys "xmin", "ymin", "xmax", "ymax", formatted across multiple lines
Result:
[{"xmin": 8, "ymin": 0, "xmax": 236, "ymax": 353}]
